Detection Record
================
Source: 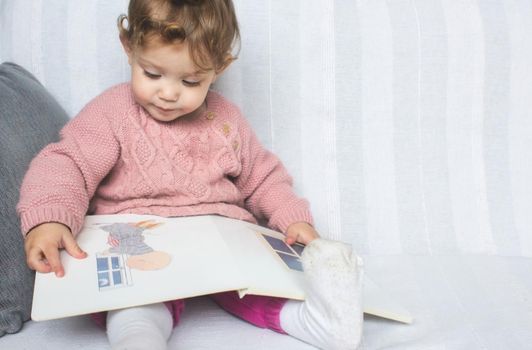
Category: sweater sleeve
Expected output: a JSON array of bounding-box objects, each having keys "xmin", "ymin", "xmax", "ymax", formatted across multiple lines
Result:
[
  {"xmin": 17, "ymin": 94, "xmax": 121, "ymax": 237},
  {"xmin": 233, "ymin": 115, "xmax": 313, "ymax": 233}
]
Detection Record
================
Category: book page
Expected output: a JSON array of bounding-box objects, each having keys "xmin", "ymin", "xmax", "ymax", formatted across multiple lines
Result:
[
  {"xmin": 363, "ymin": 276, "xmax": 413, "ymax": 324},
  {"xmin": 31, "ymin": 214, "xmax": 247, "ymax": 321},
  {"xmin": 211, "ymin": 216, "xmax": 306, "ymax": 300}
]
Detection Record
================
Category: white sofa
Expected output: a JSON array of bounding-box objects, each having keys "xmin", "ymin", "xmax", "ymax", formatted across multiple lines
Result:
[{"xmin": 2, "ymin": 1, "xmax": 532, "ymax": 349}]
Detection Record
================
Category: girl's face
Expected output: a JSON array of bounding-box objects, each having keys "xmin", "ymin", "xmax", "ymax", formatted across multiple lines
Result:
[{"xmin": 122, "ymin": 37, "xmax": 217, "ymax": 122}]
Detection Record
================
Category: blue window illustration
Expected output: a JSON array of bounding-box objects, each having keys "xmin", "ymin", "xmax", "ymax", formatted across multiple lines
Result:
[
  {"xmin": 259, "ymin": 233, "xmax": 304, "ymax": 272},
  {"xmin": 97, "ymin": 254, "xmax": 133, "ymax": 291}
]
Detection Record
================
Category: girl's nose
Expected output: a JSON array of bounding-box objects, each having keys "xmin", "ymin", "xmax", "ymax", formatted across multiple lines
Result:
[{"xmin": 159, "ymin": 84, "xmax": 179, "ymax": 102}]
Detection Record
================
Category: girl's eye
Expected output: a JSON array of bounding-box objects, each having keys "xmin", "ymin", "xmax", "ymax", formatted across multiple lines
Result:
[
  {"xmin": 144, "ymin": 71, "xmax": 161, "ymax": 79},
  {"xmin": 183, "ymin": 80, "xmax": 201, "ymax": 87}
]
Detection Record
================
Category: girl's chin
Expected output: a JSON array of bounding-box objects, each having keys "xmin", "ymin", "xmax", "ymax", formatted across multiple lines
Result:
[
  {"xmin": 149, "ymin": 107, "xmax": 182, "ymax": 121},
  {"xmin": 145, "ymin": 104, "xmax": 204, "ymax": 122}
]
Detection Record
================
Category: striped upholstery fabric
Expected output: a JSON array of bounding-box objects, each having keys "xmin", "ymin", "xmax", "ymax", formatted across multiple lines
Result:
[{"xmin": 2, "ymin": 1, "xmax": 532, "ymax": 348}]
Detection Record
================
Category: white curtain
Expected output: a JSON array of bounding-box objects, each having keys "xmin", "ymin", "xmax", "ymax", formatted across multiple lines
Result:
[{"xmin": 2, "ymin": 0, "xmax": 532, "ymax": 257}]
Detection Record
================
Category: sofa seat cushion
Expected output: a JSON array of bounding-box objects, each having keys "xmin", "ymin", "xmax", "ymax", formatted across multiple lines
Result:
[
  {"xmin": 2, "ymin": 255, "xmax": 531, "ymax": 349},
  {"xmin": 363, "ymin": 255, "xmax": 532, "ymax": 349}
]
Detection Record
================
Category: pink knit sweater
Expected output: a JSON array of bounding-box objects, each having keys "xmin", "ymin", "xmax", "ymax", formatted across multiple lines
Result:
[{"xmin": 17, "ymin": 83, "xmax": 313, "ymax": 237}]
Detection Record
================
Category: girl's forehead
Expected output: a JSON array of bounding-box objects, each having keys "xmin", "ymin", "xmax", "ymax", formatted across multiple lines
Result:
[
  {"xmin": 136, "ymin": 38, "xmax": 214, "ymax": 73},
  {"xmin": 135, "ymin": 42, "xmax": 213, "ymax": 75},
  {"xmin": 136, "ymin": 40, "xmax": 189, "ymax": 62}
]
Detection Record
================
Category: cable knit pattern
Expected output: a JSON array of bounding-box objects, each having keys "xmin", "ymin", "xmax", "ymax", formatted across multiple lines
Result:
[{"xmin": 17, "ymin": 83, "xmax": 313, "ymax": 236}]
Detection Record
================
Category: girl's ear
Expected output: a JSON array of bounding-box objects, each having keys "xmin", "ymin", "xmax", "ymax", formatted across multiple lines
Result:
[{"xmin": 119, "ymin": 34, "xmax": 134, "ymax": 65}]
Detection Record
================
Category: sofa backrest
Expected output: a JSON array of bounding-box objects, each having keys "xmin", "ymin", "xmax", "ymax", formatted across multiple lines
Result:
[{"xmin": 1, "ymin": 0, "xmax": 531, "ymax": 257}]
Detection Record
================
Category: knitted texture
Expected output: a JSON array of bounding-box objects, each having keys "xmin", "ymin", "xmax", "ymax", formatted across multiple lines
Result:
[{"xmin": 17, "ymin": 83, "xmax": 313, "ymax": 236}]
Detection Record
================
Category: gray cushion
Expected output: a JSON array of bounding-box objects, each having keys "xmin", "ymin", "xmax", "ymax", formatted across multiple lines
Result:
[{"xmin": 0, "ymin": 62, "xmax": 68, "ymax": 336}]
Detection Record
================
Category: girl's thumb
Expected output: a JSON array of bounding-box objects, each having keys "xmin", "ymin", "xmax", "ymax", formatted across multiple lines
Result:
[{"xmin": 63, "ymin": 233, "xmax": 87, "ymax": 259}]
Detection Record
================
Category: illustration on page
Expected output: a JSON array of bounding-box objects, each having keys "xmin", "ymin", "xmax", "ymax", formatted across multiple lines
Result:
[
  {"xmin": 94, "ymin": 220, "xmax": 172, "ymax": 291},
  {"xmin": 256, "ymin": 230, "xmax": 305, "ymax": 272}
]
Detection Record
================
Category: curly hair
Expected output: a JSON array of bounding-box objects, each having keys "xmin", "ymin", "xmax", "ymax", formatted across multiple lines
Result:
[{"xmin": 118, "ymin": 0, "xmax": 240, "ymax": 73}]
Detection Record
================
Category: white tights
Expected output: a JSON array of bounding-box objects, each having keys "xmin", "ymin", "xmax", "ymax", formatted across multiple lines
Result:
[{"xmin": 106, "ymin": 302, "xmax": 173, "ymax": 350}]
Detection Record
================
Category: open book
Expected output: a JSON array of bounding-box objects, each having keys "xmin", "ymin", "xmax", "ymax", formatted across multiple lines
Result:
[{"xmin": 31, "ymin": 214, "xmax": 412, "ymax": 324}]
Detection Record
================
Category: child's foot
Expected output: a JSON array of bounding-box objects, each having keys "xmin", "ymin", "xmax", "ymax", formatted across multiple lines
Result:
[
  {"xmin": 280, "ymin": 238, "xmax": 363, "ymax": 349},
  {"xmin": 106, "ymin": 303, "xmax": 173, "ymax": 350}
]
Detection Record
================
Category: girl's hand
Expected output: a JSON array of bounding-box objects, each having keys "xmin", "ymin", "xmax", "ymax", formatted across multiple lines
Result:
[
  {"xmin": 285, "ymin": 222, "xmax": 320, "ymax": 246},
  {"xmin": 24, "ymin": 222, "xmax": 87, "ymax": 277}
]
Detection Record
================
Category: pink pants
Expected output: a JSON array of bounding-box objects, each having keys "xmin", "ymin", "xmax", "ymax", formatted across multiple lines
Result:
[{"xmin": 91, "ymin": 291, "xmax": 288, "ymax": 334}]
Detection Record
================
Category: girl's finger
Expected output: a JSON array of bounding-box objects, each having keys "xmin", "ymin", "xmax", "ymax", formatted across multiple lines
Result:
[
  {"xmin": 26, "ymin": 248, "xmax": 52, "ymax": 273},
  {"xmin": 285, "ymin": 231, "xmax": 298, "ymax": 245},
  {"xmin": 62, "ymin": 232, "xmax": 87, "ymax": 259},
  {"xmin": 42, "ymin": 246, "xmax": 64, "ymax": 277}
]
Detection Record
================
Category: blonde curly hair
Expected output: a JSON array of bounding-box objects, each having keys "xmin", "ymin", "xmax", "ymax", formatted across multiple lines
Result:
[{"xmin": 118, "ymin": 0, "xmax": 240, "ymax": 73}]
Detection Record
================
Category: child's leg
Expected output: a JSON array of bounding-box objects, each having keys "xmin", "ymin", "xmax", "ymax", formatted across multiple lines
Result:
[
  {"xmin": 280, "ymin": 239, "xmax": 363, "ymax": 349},
  {"xmin": 210, "ymin": 291, "xmax": 287, "ymax": 333},
  {"xmin": 90, "ymin": 300, "xmax": 183, "ymax": 329},
  {"xmin": 106, "ymin": 300, "xmax": 183, "ymax": 350},
  {"xmin": 211, "ymin": 239, "xmax": 363, "ymax": 350}
]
